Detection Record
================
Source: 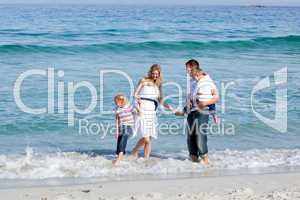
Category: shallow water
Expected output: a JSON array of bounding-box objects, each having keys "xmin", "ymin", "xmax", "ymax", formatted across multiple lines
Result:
[{"xmin": 0, "ymin": 147, "xmax": 300, "ymax": 181}]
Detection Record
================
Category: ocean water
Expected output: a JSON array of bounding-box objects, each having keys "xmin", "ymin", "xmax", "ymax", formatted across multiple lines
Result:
[{"xmin": 0, "ymin": 4, "xmax": 299, "ymax": 180}]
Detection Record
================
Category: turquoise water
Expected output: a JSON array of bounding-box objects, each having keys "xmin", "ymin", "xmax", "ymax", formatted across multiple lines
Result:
[{"xmin": 0, "ymin": 5, "xmax": 299, "ymax": 179}]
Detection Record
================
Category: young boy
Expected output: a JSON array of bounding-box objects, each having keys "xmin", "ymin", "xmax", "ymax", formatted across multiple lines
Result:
[
  {"xmin": 113, "ymin": 94, "xmax": 137, "ymax": 165},
  {"xmin": 191, "ymin": 68, "xmax": 219, "ymax": 124}
]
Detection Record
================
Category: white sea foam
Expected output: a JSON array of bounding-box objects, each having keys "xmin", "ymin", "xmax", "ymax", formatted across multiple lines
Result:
[{"xmin": 0, "ymin": 147, "xmax": 299, "ymax": 179}]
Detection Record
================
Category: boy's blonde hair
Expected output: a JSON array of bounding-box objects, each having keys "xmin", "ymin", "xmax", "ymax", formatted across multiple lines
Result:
[{"xmin": 114, "ymin": 94, "xmax": 128, "ymax": 105}]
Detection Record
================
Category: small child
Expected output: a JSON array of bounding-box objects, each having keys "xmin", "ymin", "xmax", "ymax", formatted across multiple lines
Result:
[
  {"xmin": 192, "ymin": 68, "xmax": 219, "ymax": 124},
  {"xmin": 113, "ymin": 94, "xmax": 137, "ymax": 165},
  {"xmin": 178, "ymin": 74, "xmax": 219, "ymax": 124}
]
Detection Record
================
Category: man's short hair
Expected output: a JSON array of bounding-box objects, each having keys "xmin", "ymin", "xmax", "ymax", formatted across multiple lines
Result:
[{"xmin": 185, "ymin": 59, "xmax": 200, "ymax": 69}]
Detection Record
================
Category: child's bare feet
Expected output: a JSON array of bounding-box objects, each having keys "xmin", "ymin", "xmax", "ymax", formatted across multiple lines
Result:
[
  {"xmin": 113, "ymin": 152, "xmax": 124, "ymax": 165},
  {"xmin": 132, "ymin": 150, "xmax": 139, "ymax": 159}
]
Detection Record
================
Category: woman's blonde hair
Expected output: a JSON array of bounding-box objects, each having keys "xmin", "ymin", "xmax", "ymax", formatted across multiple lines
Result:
[
  {"xmin": 114, "ymin": 94, "xmax": 128, "ymax": 105},
  {"xmin": 144, "ymin": 64, "xmax": 162, "ymax": 87}
]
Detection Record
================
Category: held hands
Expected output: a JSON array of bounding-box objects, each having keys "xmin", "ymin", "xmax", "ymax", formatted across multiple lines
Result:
[
  {"xmin": 163, "ymin": 104, "xmax": 184, "ymax": 116},
  {"xmin": 173, "ymin": 101, "xmax": 208, "ymax": 116},
  {"xmin": 167, "ymin": 105, "xmax": 177, "ymax": 114},
  {"xmin": 137, "ymin": 98, "xmax": 141, "ymax": 106},
  {"xmin": 135, "ymin": 96, "xmax": 142, "ymax": 115},
  {"xmin": 175, "ymin": 111, "xmax": 185, "ymax": 116}
]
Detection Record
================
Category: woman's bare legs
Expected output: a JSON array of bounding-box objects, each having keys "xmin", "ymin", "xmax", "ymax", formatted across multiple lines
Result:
[
  {"xmin": 132, "ymin": 138, "xmax": 145, "ymax": 158},
  {"xmin": 143, "ymin": 137, "xmax": 151, "ymax": 159},
  {"xmin": 132, "ymin": 137, "xmax": 152, "ymax": 159}
]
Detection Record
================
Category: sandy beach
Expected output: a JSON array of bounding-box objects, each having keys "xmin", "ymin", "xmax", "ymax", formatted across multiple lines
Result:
[{"xmin": 1, "ymin": 172, "xmax": 300, "ymax": 200}]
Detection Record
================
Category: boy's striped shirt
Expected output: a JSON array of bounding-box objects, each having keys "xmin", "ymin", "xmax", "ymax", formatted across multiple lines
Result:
[{"xmin": 116, "ymin": 104, "xmax": 135, "ymax": 126}]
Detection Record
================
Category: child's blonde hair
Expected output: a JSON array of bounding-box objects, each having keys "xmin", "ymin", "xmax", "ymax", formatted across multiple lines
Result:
[
  {"xmin": 114, "ymin": 94, "xmax": 128, "ymax": 105},
  {"xmin": 191, "ymin": 67, "xmax": 204, "ymax": 76}
]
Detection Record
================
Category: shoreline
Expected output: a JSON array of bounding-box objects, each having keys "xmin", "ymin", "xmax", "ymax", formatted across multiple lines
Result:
[
  {"xmin": 1, "ymin": 171, "xmax": 300, "ymax": 200},
  {"xmin": 1, "ymin": 166, "xmax": 300, "ymax": 189},
  {"xmin": 1, "ymin": 165, "xmax": 300, "ymax": 190}
]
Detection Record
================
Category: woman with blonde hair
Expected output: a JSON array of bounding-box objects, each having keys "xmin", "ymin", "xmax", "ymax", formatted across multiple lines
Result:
[{"xmin": 132, "ymin": 64, "xmax": 175, "ymax": 159}]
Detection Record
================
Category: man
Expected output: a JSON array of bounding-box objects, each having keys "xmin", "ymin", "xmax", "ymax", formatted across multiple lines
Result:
[{"xmin": 176, "ymin": 59, "xmax": 219, "ymax": 164}]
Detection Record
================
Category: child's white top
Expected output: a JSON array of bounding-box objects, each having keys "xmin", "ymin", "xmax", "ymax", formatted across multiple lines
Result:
[
  {"xmin": 116, "ymin": 103, "xmax": 135, "ymax": 126},
  {"xmin": 193, "ymin": 74, "xmax": 218, "ymax": 103}
]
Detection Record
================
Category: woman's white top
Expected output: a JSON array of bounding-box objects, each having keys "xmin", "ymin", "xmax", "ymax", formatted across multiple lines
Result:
[
  {"xmin": 139, "ymin": 84, "xmax": 160, "ymax": 100},
  {"xmin": 135, "ymin": 84, "xmax": 160, "ymax": 139},
  {"xmin": 138, "ymin": 84, "xmax": 160, "ymax": 112}
]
